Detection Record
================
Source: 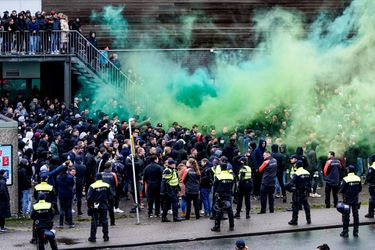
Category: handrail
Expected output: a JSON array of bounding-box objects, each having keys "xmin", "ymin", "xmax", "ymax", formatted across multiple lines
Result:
[{"xmin": 0, "ymin": 30, "xmax": 136, "ymax": 103}]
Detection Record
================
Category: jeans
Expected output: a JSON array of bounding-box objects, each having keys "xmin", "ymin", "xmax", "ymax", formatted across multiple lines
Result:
[
  {"xmin": 29, "ymin": 35, "xmax": 39, "ymax": 53},
  {"xmin": 59, "ymin": 197, "xmax": 73, "ymax": 226},
  {"xmin": 50, "ymin": 32, "xmax": 59, "ymax": 52},
  {"xmin": 200, "ymin": 188, "xmax": 211, "ymax": 215},
  {"xmin": 21, "ymin": 189, "xmax": 32, "ymax": 217},
  {"xmin": 181, "ymin": 196, "xmax": 186, "ymax": 213}
]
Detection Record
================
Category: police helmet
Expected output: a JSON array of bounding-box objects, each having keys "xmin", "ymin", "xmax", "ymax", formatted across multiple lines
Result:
[
  {"xmin": 43, "ymin": 229, "xmax": 55, "ymax": 239},
  {"xmin": 336, "ymin": 202, "xmax": 350, "ymax": 214}
]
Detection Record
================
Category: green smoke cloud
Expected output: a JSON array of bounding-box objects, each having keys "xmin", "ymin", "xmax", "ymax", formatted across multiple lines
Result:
[{"xmin": 80, "ymin": 0, "xmax": 375, "ymax": 156}]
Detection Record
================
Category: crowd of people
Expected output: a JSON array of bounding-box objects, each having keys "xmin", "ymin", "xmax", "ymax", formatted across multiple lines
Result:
[
  {"xmin": 0, "ymin": 90, "xmax": 374, "ymax": 246},
  {"xmin": 0, "ymin": 9, "xmax": 85, "ymax": 55}
]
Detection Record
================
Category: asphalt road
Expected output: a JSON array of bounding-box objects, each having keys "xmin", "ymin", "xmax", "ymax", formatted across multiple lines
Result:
[{"xmin": 121, "ymin": 224, "xmax": 375, "ymax": 250}]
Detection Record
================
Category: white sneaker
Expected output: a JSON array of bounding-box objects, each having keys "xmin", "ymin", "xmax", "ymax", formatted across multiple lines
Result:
[
  {"xmin": 314, "ymin": 193, "xmax": 321, "ymax": 198},
  {"xmin": 72, "ymin": 209, "xmax": 75, "ymax": 213},
  {"xmin": 168, "ymin": 209, "xmax": 172, "ymax": 215},
  {"xmin": 309, "ymin": 193, "xmax": 314, "ymax": 197},
  {"xmin": 114, "ymin": 208, "xmax": 124, "ymax": 213}
]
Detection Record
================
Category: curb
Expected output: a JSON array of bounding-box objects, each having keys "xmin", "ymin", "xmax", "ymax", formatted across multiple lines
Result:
[{"xmin": 61, "ymin": 221, "xmax": 375, "ymax": 249}]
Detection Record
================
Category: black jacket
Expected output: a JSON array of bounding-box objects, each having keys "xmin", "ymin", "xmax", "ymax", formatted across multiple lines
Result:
[
  {"xmin": 259, "ymin": 157, "xmax": 277, "ymax": 186},
  {"xmin": 183, "ymin": 168, "xmax": 200, "ymax": 194},
  {"xmin": 0, "ymin": 176, "xmax": 11, "ymax": 218},
  {"xmin": 143, "ymin": 163, "xmax": 163, "ymax": 188}
]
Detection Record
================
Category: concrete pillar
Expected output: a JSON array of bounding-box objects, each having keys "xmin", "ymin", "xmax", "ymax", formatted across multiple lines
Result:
[
  {"xmin": 64, "ymin": 59, "xmax": 72, "ymax": 106},
  {"xmin": 0, "ymin": 115, "xmax": 19, "ymax": 216}
]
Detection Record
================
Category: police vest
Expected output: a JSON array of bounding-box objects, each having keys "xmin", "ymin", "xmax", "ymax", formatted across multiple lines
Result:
[
  {"xmin": 296, "ymin": 167, "xmax": 310, "ymax": 178},
  {"xmin": 290, "ymin": 164, "xmax": 298, "ymax": 178},
  {"xmin": 217, "ymin": 170, "xmax": 234, "ymax": 182},
  {"xmin": 238, "ymin": 166, "xmax": 252, "ymax": 180},
  {"xmin": 35, "ymin": 182, "xmax": 53, "ymax": 192},
  {"xmin": 33, "ymin": 200, "xmax": 52, "ymax": 213},
  {"xmin": 163, "ymin": 168, "xmax": 179, "ymax": 187},
  {"xmin": 90, "ymin": 180, "xmax": 110, "ymax": 191},
  {"xmin": 343, "ymin": 173, "xmax": 361, "ymax": 186}
]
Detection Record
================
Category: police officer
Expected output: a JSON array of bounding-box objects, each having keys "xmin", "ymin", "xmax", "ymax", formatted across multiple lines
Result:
[
  {"xmin": 30, "ymin": 193, "xmax": 57, "ymax": 250},
  {"xmin": 338, "ymin": 165, "xmax": 362, "ymax": 237},
  {"xmin": 34, "ymin": 176, "xmax": 55, "ymax": 203},
  {"xmin": 211, "ymin": 163, "xmax": 235, "ymax": 232},
  {"xmin": 161, "ymin": 160, "xmax": 183, "ymax": 222},
  {"xmin": 31, "ymin": 176, "xmax": 55, "ymax": 244},
  {"xmin": 285, "ymin": 161, "xmax": 311, "ymax": 225},
  {"xmin": 365, "ymin": 155, "xmax": 375, "ymax": 218},
  {"xmin": 289, "ymin": 155, "xmax": 299, "ymax": 180},
  {"xmin": 235, "ymin": 157, "xmax": 252, "ymax": 219},
  {"xmin": 87, "ymin": 173, "xmax": 112, "ymax": 242},
  {"xmin": 101, "ymin": 162, "xmax": 117, "ymax": 226}
]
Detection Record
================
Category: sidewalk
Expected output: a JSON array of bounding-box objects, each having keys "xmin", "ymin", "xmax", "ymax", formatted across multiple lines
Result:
[{"xmin": 3, "ymin": 206, "xmax": 375, "ymax": 249}]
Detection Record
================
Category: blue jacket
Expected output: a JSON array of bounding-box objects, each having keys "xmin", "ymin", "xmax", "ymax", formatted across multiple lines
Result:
[
  {"xmin": 57, "ymin": 172, "xmax": 75, "ymax": 200},
  {"xmin": 27, "ymin": 21, "xmax": 39, "ymax": 33}
]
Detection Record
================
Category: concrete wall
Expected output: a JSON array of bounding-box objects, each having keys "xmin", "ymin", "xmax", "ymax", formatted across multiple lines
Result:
[{"xmin": 0, "ymin": 115, "xmax": 19, "ymax": 216}]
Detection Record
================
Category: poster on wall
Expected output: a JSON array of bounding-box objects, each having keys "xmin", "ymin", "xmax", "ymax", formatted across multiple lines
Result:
[{"xmin": 0, "ymin": 145, "xmax": 13, "ymax": 185}]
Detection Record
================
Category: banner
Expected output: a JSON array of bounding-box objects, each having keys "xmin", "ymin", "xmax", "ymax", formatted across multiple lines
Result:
[{"xmin": 0, "ymin": 145, "xmax": 13, "ymax": 185}]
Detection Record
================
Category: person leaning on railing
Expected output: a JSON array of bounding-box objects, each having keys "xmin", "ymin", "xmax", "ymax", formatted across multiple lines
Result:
[{"xmin": 27, "ymin": 16, "xmax": 39, "ymax": 55}]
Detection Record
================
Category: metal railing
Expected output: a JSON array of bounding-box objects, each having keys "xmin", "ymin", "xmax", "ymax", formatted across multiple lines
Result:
[{"xmin": 0, "ymin": 30, "xmax": 135, "ymax": 104}]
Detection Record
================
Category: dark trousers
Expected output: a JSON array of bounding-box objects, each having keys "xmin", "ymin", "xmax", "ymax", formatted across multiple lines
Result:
[
  {"xmin": 90, "ymin": 209, "xmax": 109, "ymax": 240},
  {"xmin": 292, "ymin": 193, "xmax": 311, "ymax": 222},
  {"xmin": 108, "ymin": 199, "xmax": 115, "ymax": 225},
  {"xmin": 147, "ymin": 187, "xmax": 161, "ymax": 216},
  {"xmin": 214, "ymin": 201, "xmax": 234, "ymax": 229},
  {"xmin": 253, "ymin": 171, "xmax": 262, "ymax": 196},
  {"xmin": 277, "ymin": 172, "xmax": 286, "ymax": 197},
  {"xmin": 114, "ymin": 185, "xmax": 122, "ymax": 208},
  {"xmin": 236, "ymin": 183, "xmax": 252, "ymax": 214},
  {"xmin": 59, "ymin": 197, "xmax": 73, "ymax": 226},
  {"xmin": 0, "ymin": 217, "xmax": 5, "ymax": 228},
  {"xmin": 36, "ymin": 228, "xmax": 58, "ymax": 250},
  {"xmin": 260, "ymin": 185, "xmax": 275, "ymax": 213},
  {"xmin": 76, "ymin": 183, "xmax": 84, "ymax": 214},
  {"xmin": 342, "ymin": 202, "xmax": 359, "ymax": 233},
  {"xmin": 185, "ymin": 193, "xmax": 200, "ymax": 219},
  {"xmin": 162, "ymin": 193, "xmax": 179, "ymax": 218},
  {"xmin": 368, "ymin": 190, "xmax": 375, "ymax": 215},
  {"xmin": 325, "ymin": 184, "xmax": 339, "ymax": 207}
]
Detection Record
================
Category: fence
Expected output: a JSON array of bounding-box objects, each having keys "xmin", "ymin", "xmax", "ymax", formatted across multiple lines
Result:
[{"xmin": 0, "ymin": 30, "xmax": 135, "ymax": 104}]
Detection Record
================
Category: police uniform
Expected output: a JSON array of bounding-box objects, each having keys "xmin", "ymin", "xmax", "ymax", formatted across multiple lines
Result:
[
  {"xmin": 34, "ymin": 181, "xmax": 55, "ymax": 202},
  {"xmin": 285, "ymin": 164, "xmax": 311, "ymax": 225},
  {"xmin": 365, "ymin": 161, "xmax": 375, "ymax": 218},
  {"xmin": 211, "ymin": 164, "xmax": 235, "ymax": 232},
  {"xmin": 32, "ymin": 180, "xmax": 55, "ymax": 243},
  {"xmin": 235, "ymin": 164, "xmax": 252, "ymax": 219},
  {"xmin": 30, "ymin": 198, "xmax": 57, "ymax": 250},
  {"xmin": 339, "ymin": 167, "xmax": 362, "ymax": 237},
  {"xmin": 87, "ymin": 176, "xmax": 112, "ymax": 242},
  {"xmin": 161, "ymin": 166, "xmax": 181, "ymax": 222}
]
